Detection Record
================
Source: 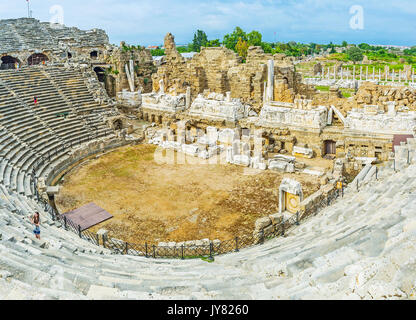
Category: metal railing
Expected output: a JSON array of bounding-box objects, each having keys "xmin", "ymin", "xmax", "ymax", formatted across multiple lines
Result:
[
  {"xmin": 23, "ymin": 125, "xmax": 344, "ymax": 259},
  {"xmin": 33, "ymin": 179, "xmax": 344, "ymax": 259}
]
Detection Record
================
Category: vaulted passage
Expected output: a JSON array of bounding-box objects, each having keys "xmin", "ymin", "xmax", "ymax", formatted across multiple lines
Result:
[
  {"xmin": 0, "ymin": 56, "xmax": 20, "ymax": 69},
  {"xmin": 93, "ymin": 67, "xmax": 105, "ymax": 82},
  {"xmin": 27, "ymin": 53, "xmax": 49, "ymax": 66}
]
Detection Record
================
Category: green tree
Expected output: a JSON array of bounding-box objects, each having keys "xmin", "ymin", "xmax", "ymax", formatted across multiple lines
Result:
[
  {"xmin": 347, "ymin": 46, "xmax": 364, "ymax": 63},
  {"xmin": 150, "ymin": 48, "xmax": 165, "ymax": 56},
  {"xmin": 247, "ymin": 30, "xmax": 262, "ymax": 46},
  {"xmin": 177, "ymin": 46, "xmax": 193, "ymax": 53},
  {"xmin": 358, "ymin": 43, "xmax": 371, "ymax": 50},
  {"xmin": 192, "ymin": 30, "xmax": 208, "ymax": 52},
  {"xmin": 206, "ymin": 39, "xmax": 221, "ymax": 47},
  {"xmin": 342, "ymin": 41, "xmax": 348, "ymax": 47},
  {"xmin": 261, "ymin": 42, "xmax": 273, "ymax": 53},
  {"xmin": 223, "ymin": 27, "xmax": 247, "ymax": 52},
  {"xmin": 235, "ymin": 37, "xmax": 249, "ymax": 59}
]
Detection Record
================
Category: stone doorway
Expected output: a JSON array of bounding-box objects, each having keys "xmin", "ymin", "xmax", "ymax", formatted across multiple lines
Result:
[{"xmin": 324, "ymin": 140, "xmax": 336, "ymax": 155}]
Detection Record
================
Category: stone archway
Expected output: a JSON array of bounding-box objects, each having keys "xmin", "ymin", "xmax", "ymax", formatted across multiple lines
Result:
[
  {"xmin": 27, "ymin": 53, "xmax": 49, "ymax": 66},
  {"xmin": 0, "ymin": 55, "xmax": 20, "ymax": 69}
]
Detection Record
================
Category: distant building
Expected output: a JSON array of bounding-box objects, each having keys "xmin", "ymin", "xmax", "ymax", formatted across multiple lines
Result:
[
  {"xmin": 370, "ymin": 44, "xmax": 411, "ymax": 50},
  {"xmin": 147, "ymin": 45, "xmax": 160, "ymax": 49}
]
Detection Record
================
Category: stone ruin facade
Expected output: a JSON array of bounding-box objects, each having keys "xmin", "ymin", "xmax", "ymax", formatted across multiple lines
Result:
[
  {"xmin": 0, "ymin": 18, "xmax": 110, "ymax": 67},
  {"xmin": 151, "ymin": 33, "xmax": 316, "ymax": 113},
  {"xmin": 134, "ymin": 34, "xmax": 416, "ymax": 174},
  {"xmin": 105, "ymin": 42, "xmax": 156, "ymax": 97}
]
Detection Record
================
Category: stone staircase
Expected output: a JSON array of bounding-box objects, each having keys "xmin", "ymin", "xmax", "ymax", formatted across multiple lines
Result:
[
  {"xmin": 0, "ymin": 65, "xmax": 118, "ymax": 198},
  {"xmin": 0, "ymin": 18, "xmax": 108, "ymax": 54}
]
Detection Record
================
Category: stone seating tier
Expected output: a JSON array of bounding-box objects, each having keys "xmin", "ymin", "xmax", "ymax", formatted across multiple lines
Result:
[{"xmin": 0, "ymin": 158, "xmax": 416, "ymax": 299}]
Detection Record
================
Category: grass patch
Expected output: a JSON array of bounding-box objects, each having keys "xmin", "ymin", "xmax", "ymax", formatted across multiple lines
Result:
[
  {"xmin": 340, "ymin": 89, "xmax": 355, "ymax": 98},
  {"xmin": 316, "ymin": 85, "xmax": 330, "ymax": 92}
]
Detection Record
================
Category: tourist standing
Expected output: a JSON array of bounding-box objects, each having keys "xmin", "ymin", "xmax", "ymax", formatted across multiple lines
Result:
[
  {"xmin": 33, "ymin": 96, "xmax": 38, "ymax": 106},
  {"xmin": 31, "ymin": 212, "xmax": 41, "ymax": 240}
]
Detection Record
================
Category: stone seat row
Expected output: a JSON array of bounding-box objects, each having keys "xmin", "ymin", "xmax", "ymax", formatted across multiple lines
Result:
[
  {"xmin": 0, "ymin": 66, "xmax": 116, "ymax": 198},
  {"xmin": 0, "ymin": 158, "xmax": 415, "ymax": 299}
]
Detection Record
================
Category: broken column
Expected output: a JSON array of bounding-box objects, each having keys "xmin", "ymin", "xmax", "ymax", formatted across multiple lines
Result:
[
  {"xmin": 159, "ymin": 79, "xmax": 165, "ymax": 94},
  {"xmin": 125, "ymin": 63, "xmax": 134, "ymax": 92},
  {"xmin": 186, "ymin": 86, "xmax": 191, "ymax": 109},
  {"xmin": 267, "ymin": 59, "xmax": 274, "ymax": 102},
  {"xmin": 387, "ymin": 101, "xmax": 397, "ymax": 116}
]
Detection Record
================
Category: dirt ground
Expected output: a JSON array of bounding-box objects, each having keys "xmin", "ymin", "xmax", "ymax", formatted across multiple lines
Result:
[{"xmin": 55, "ymin": 144, "xmax": 321, "ymax": 244}]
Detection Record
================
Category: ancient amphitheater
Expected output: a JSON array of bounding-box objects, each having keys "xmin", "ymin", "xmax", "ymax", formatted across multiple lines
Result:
[{"xmin": 1, "ymin": 18, "xmax": 416, "ymax": 300}]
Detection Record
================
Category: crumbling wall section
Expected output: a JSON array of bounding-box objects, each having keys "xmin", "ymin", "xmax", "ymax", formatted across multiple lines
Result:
[{"xmin": 151, "ymin": 33, "xmax": 315, "ymax": 113}]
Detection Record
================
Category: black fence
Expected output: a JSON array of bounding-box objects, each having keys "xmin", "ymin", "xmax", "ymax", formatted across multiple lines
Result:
[
  {"xmin": 26, "ymin": 131, "xmax": 344, "ymax": 260},
  {"xmin": 33, "ymin": 179, "xmax": 344, "ymax": 259}
]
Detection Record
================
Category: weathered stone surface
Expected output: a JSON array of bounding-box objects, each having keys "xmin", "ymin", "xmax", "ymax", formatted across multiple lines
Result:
[
  {"xmin": 151, "ymin": 33, "xmax": 314, "ymax": 112},
  {"xmin": 255, "ymin": 217, "xmax": 272, "ymax": 231}
]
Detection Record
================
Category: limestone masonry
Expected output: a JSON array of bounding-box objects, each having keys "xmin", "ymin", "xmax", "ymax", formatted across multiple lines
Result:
[{"xmin": 0, "ymin": 18, "xmax": 416, "ymax": 300}]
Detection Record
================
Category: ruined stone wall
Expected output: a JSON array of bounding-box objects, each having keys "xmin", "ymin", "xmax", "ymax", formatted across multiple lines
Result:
[
  {"xmin": 309, "ymin": 82, "xmax": 416, "ymax": 117},
  {"xmin": 151, "ymin": 33, "xmax": 315, "ymax": 113},
  {"xmin": 106, "ymin": 43, "xmax": 156, "ymax": 94},
  {"xmin": 354, "ymin": 82, "xmax": 416, "ymax": 111}
]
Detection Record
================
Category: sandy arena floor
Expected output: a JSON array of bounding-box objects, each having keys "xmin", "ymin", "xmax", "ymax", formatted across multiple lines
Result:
[{"xmin": 55, "ymin": 144, "xmax": 321, "ymax": 244}]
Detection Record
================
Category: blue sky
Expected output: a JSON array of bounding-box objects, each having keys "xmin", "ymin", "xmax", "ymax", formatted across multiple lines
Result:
[{"xmin": 1, "ymin": 0, "xmax": 415, "ymax": 46}]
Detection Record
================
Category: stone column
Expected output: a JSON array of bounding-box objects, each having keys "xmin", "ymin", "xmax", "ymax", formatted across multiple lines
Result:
[
  {"xmin": 372, "ymin": 67, "xmax": 375, "ymax": 80},
  {"xmin": 125, "ymin": 64, "xmax": 134, "ymax": 92},
  {"xmin": 159, "ymin": 79, "xmax": 165, "ymax": 94},
  {"xmin": 129, "ymin": 59, "xmax": 135, "ymax": 90},
  {"xmin": 366, "ymin": 66, "xmax": 369, "ymax": 80},
  {"xmin": 226, "ymin": 91, "xmax": 232, "ymax": 102},
  {"xmin": 334, "ymin": 65, "xmax": 336, "ymax": 80},
  {"xmin": 327, "ymin": 67, "xmax": 330, "ymax": 80},
  {"xmin": 378, "ymin": 69, "xmax": 381, "ymax": 82},
  {"xmin": 353, "ymin": 66, "xmax": 356, "ymax": 80},
  {"xmin": 387, "ymin": 101, "xmax": 396, "ymax": 116},
  {"xmin": 399, "ymin": 70, "xmax": 402, "ymax": 83},
  {"xmin": 266, "ymin": 60, "xmax": 274, "ymax": 102},
  {"xmin": 186, "ymin": 86, "xmax": 191, "ymax": 109},
  {"xmin": 340, "ymin": 68, "xmax": 343, "ymax": 80},
  {"xmin": 226, "ymin": 146, "xmax": 233, "ymax": 163},
  {"xmin": 279, "ymin": 188, "xmax": 284, "ymax": 214},
  {"xmin": 263, "ymin": 82, "xmax": 267, "ymax": 103}
]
